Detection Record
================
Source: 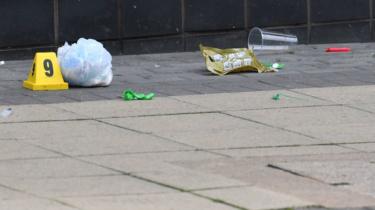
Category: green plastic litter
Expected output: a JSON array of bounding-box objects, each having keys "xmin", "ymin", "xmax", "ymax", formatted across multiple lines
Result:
[
  {"xmin": 272, "ymin": 93, "xmax": 282, "ymax": 101},
  {"xmin": 272, "ymin": 93, "xmax": 304, "ymax": 101},
  {"xmin": 122, "ymin": 89, "xmax": 155, "ymax": 101},
  {"xmin": 263, "ymin": 62, "xmax": 285, "ymax": 69}
]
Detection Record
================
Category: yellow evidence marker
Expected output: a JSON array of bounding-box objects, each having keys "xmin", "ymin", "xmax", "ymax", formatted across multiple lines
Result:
[{"xmin": 23, "ymin": 52, "xmax": 68, "ymax": 91}]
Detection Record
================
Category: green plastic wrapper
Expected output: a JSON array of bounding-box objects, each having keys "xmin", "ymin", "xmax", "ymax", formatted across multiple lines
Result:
[
  {"xmin": 122, "ymin": 89, "xmax": 155, "ymax": 101},
  {"xmin": 200, "ymin": 44, "xmax": 275, "ymax": 76}
]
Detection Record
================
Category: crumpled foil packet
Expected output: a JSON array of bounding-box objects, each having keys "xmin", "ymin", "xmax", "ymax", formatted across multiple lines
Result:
[{"xmin": 200, "ymin": 44, "xmax": 275, "ymax": 76}]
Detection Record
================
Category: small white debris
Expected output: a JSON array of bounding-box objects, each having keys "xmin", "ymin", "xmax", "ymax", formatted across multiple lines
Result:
[
  {"xmin": 154, "ymin": 64, "xmax": 161, "ymax": 68},
  {"xmin": 0, "ymin": 61, "xmax": 5, "ymax": 65},
  {"xmin": 0, "ymin": 108, "xmax": 12, "ymax": 118}
]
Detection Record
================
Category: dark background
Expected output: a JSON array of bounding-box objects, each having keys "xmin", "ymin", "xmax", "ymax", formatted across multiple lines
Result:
[{"xmin": 0, "ymin": 0, "xmax": 373, "ymax": 59}]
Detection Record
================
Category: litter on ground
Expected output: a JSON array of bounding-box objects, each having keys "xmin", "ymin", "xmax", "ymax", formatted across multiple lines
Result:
[
  {"xmin": 122, "ymin": 89, "xmax": 155, "ymax": 101},
  {"xmin": 263, "ymin": 62, "xmax": 285, "ymax": 69},
  {"xmin": 58, "ymin": 38, "xmax": 113, "ymax": 87},
  {"xmin": 0, "ymin": 108, "xmax": 13, "ymax": 118},
  {"xmin": 200, "ymin": 44, "xmax": 275, "ymax": 76},
  {"xmin": 326, "ymin": 48, "xmax": 352, "ymax": 53}
]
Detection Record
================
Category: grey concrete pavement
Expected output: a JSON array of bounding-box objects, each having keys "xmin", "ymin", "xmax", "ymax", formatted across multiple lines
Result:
[{"xmin": 1, "ymin": 43, "xmax": 375, "ymax": 209}]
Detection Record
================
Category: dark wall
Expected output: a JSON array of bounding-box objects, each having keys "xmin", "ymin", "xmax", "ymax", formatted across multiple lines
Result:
[{"xmin": 0, "ymin": 0, "xmax": 373, "ymax": 59}]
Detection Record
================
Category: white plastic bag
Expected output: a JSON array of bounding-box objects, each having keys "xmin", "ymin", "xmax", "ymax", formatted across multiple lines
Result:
[{"xmin": 57, "ymin": 38, "xmax": 113, "ymax": 87}]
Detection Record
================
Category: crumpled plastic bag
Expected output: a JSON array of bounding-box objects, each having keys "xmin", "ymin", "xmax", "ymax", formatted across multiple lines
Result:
[
  {"xmin": 57, "ymin": 38, "xmax": 113, "ymax": 87},
  {"xmin": 200, "ymin": 44, "xmax": 275, "ymax": 76}
]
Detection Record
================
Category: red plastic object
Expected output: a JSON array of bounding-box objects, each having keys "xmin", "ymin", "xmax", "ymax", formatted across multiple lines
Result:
[{"xmin": 326, "ymin": 47, "xmax": 352, "ymax": 53}]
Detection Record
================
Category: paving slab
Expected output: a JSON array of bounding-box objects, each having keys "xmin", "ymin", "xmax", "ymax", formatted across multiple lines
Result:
[
  {"xmin": 197, "ymin": 186, "xmax": 313, "ymax": 210},
  {"xmin": 287, "ymin": 123, "xmax": 375, "ymax": 144},
  {"xmin": 60, "ymin": 193, "xmax": 236, "ymax": 210},
  {"xmin": 80, "ymin": 152, "xmax": 235, "ymax": 192},
  {"xmin": 0, "ymin": 198, "xmax": 79, "ymax": 210},
  {"xmin": 27, "ymin": 134, "xmax": 191, "ymax": 157},
  {"xmin": 227, "ymin": 106, "xmax": 375, "ymax": 128},
  {"xmin": 5, "ymin": 175, "xmax": 174, "ymax": 198},
  {"xmin": 51, "ymin": 98, "xmax": 209, "ymax": 119},
  {"xmin": 79, "ymin": 152, "xmax": 227, "ymax": 192},
  {"xmin": 294, "ymin": 85, "xmax": 375, "ymax": 105},
  {"xmin": 344, "ymin": 143, "xmax": 375, "ymax": 152},
  {"xmin": 0, "ymin": 119, "xmax": 136, "ymax": 140},
  {"xmin": 134, "ymin": 165, "xmax": 248, "ymax": 191},
  {"xmin": 29, "ymin": 133, "xmax": 190, "ymax": 158},
  {"xmin": 351, "ymin": 104, "xmax": 375, "ymax": 113},
  {"xmin": 153, "ymin": 126, "xmax": 323, "ymax": 149},
  {"xmin": 227, "ymin": 106, "xmax": 375, "ymax": 143},
  {"xmin": 176, "ymin": 155, "xmax": 375, "ymax": 208},
  {"xmin": 1, "ymin": 120, "xmax": 190, "ymax": 156},
  {"xmin": 0, "ymin": 186, "xmax": 33, "ymax": 200},
  {"xmin": 79, "ymin": 155, "xmax": 243, "ymax": 193},
  {"xmin": 0, "ymin": 141, "xmax": 62, "ymax": 160},
  {"xmin": 0, "ymin": 120, "xmax": 105, "ymax": 140},
  {"xmin": 102, "ymin": 113, "xmax": 257, "ymax": 134},
  {"xmin": 215, "ymin": 145, "xmax": 356, "ymax": 158},
  {"xmin": 0, "ymin": 158, "xmax": 117, "ymax": 179},
  {"xmin": 173, "ymin": 89, "xmax": 330, "ymax": 111},
  {"xmin": 81, "ymin": 151, "xmax": 223, "ymax": 173},
  {"xmin": 0, "ymin": 104, "xmax": 82, "ymax": 123}
]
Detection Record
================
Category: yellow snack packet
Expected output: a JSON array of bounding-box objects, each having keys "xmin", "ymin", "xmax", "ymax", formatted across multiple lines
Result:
[{"xmin": 199, "ymin": 44, "xmax": 274, "ymax": 76}]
